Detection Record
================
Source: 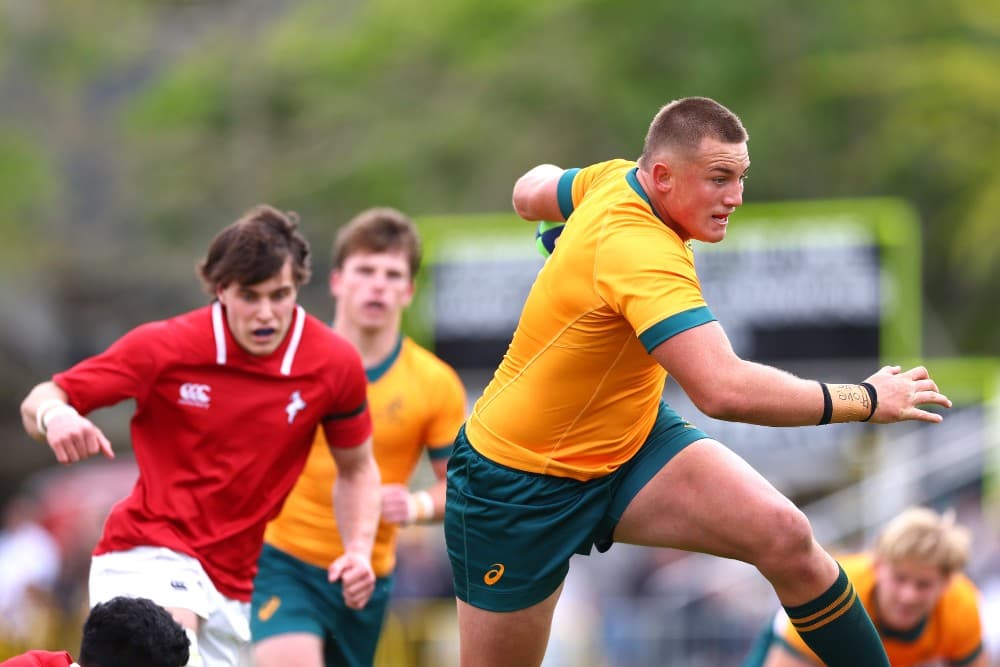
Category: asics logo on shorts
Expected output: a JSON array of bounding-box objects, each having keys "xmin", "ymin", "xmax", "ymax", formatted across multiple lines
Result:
[
  {"xmin": 483, "ymin": 563, "xmax": 505, "ymax": 586},
  {"xmin": 179, "ymin": 383, "xmax": 211, "ymax": 408},
  {"xmin": 257, "ymin": 596, "xmax": 281, "ymax": 622}
]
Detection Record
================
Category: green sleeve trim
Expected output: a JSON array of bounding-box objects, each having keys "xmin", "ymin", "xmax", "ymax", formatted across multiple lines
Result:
[
  {"xmin": 557, "ymin": 168, "xmax": 580, "ymax": 220},
  {"xmin": 638, "ymin": 306, "xmax": 716, "ymax": 352},
  {"xmin": 323, "ymin": 399, "xmax": 367, "ymax": 421}
]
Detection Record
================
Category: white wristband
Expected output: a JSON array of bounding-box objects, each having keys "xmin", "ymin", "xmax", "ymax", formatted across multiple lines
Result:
[
  {"xmin": 408, "ymin": 490, "xmax": 435, "ymax": 523},
  {"xmin": 36, "ymin": 399, "xmax": 67, "ymax": 435},
  {"xmin": 36, "ymin": 400, "xmax": 78, "ymax": 436}
]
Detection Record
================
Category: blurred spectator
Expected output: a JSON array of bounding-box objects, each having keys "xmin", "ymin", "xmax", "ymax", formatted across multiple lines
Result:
[
  {"xmin": 391, "ymin": 526, "xmax": 454, "ymax": 601},
  {"xmin": 0, "ymin": 461, "xmax": 138, "ymax": 660},
  {"xmin": 0, "ymin": 489, "xmax": 61, "ymax": 646}
]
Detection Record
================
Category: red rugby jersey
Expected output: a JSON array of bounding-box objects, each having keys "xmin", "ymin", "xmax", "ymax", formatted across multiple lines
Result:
[
  {"xmin": 54, "ymin": 303, "xmax": 371, "ymax": 601},
  {"xmin": 0, "ymin": 650, "xmax": 74, "ymax": 666}
]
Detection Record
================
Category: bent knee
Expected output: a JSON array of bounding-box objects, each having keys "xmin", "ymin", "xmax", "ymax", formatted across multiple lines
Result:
[{"xmin": 750, "ymin": 502, "xmax": 817, "ymax": 572}]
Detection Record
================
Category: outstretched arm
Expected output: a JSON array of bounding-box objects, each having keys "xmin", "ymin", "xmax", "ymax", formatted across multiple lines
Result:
[
  {"xmin": 653, "ymin": 321, "xmax": 951, "ymax": 426},
  {"xmin": 512, "ymin": 164, "xmax": 566, "ymax": 222},
  {"xmin": 327, "ymin": 437, "xmax": 381, "ymax": 609},
  {"xmin": 20, "ymin": 381, "xmax": 115, "ymax": 463}
]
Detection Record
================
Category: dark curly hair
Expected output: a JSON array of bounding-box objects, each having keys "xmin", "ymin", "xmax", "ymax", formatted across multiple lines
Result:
[{"xmin": 79, "ymin": 597, "xmax": 190, "ymax": 667}]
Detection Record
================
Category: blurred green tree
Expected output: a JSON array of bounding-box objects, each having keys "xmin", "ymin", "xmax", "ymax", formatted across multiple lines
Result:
[{"xmin": 1, "ymin": 0, "xmax": 998, "ymax": 478}]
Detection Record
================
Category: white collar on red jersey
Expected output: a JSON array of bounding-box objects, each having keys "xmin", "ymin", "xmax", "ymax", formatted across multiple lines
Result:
[{"xmin": 211, "ymin": 302, "xmax": 305, "ymax": 376}]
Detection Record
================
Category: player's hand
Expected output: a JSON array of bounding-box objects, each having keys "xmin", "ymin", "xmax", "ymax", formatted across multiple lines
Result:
[
  {"xmin": 864, "ymin": 365, "xmax": 952, "ymax": 424},
  {"xmin": 380, "ymin": 484, "xmax": 412, "ymax": 524},
  {"xmin": 45, "ymin": 411, "xmax": 115, "ymax": 463},
  {"xmin": 327, "ymin": 552, "xmax": 375, "ymax": 610}
]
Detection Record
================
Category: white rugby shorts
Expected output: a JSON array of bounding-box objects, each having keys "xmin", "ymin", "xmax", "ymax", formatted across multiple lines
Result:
[{"xmin": 89, "ymin": 546, "xmax": 251, "ymax": 667}]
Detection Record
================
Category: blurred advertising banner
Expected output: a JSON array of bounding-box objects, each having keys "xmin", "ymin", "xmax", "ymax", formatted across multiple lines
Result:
[
  {"xmin": 410, "ymin": 201, "xmax": 998, "ymax": 497},
  {"xmin": 412, "ymin": 198, "xmax": 922, "ymax": 371}
]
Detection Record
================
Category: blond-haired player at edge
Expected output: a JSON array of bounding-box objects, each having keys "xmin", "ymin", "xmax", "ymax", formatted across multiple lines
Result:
[
  {"xmin": 745, "ymin": 506, "xmax": 989, "ymax": 667},
  {"xmin": 252, "ymin": 207, "xmax": 467, "ymax": 667},
  {"xmin": 442, "ymin": 96, "xmax": 953, "ymax": 667}
]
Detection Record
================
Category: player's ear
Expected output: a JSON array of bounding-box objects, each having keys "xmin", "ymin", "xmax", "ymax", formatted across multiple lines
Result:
[
  {"xmin": 651, "ymin": 161, "xmax": 673, "ymax": 191},
  {"xmin": 329, "ymin": 269, "xmax": 342, "ymax": 297},
  {"xmin": 215, "ymin": 288, "xmax": 226, "ymax": 306}
]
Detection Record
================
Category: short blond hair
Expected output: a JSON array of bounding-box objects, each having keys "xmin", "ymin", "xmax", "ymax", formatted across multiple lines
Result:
[{"xmin": 874, "ymin": 506, "xmax": 971, "ymax": 575}]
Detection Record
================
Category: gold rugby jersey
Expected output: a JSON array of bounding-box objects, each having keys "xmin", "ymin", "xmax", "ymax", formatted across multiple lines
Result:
[
  {"xmin": 265, "ymin": 336, "xmax": 466, "ymax": 575},
  {"xmin": 467, "ymin": 159, "xmax": 715, "ymax": 480}
]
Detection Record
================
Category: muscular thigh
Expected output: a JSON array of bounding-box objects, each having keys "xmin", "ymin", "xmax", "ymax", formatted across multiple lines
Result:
[
  {"xmin": 613, "ymin": 438, "xmax": 798, "ymax": 560},
  {"xmin": 456, "ymin": 585, "xmax": 564, "ymax": 667}
]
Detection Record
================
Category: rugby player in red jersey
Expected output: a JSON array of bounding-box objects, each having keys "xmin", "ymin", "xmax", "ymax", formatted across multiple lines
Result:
[{"xmin": 20, "ymin": 205, "xmax": 381, "ymax": 667}]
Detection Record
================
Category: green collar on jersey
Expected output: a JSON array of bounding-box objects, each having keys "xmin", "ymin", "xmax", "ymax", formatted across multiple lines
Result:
[
  {"xmin": 626, "ymin": 167, "xmax": 665, "ymax": 224},
  {"xmin": 366, "ymin": 334, "xmax": 403, "ymax": 383}
]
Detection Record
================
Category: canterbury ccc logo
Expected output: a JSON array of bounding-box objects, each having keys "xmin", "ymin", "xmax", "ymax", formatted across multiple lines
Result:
[
  {"xmin": 257, "ymin": 596, "xmax": 281, "ymax": 622},
  {"xmin": 483, "ymin": 563, "xmax": 505, "ymax": 586},
  {"xmin": 178, "ymin": 383, "xmax": 211, "ymax": 408}
]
